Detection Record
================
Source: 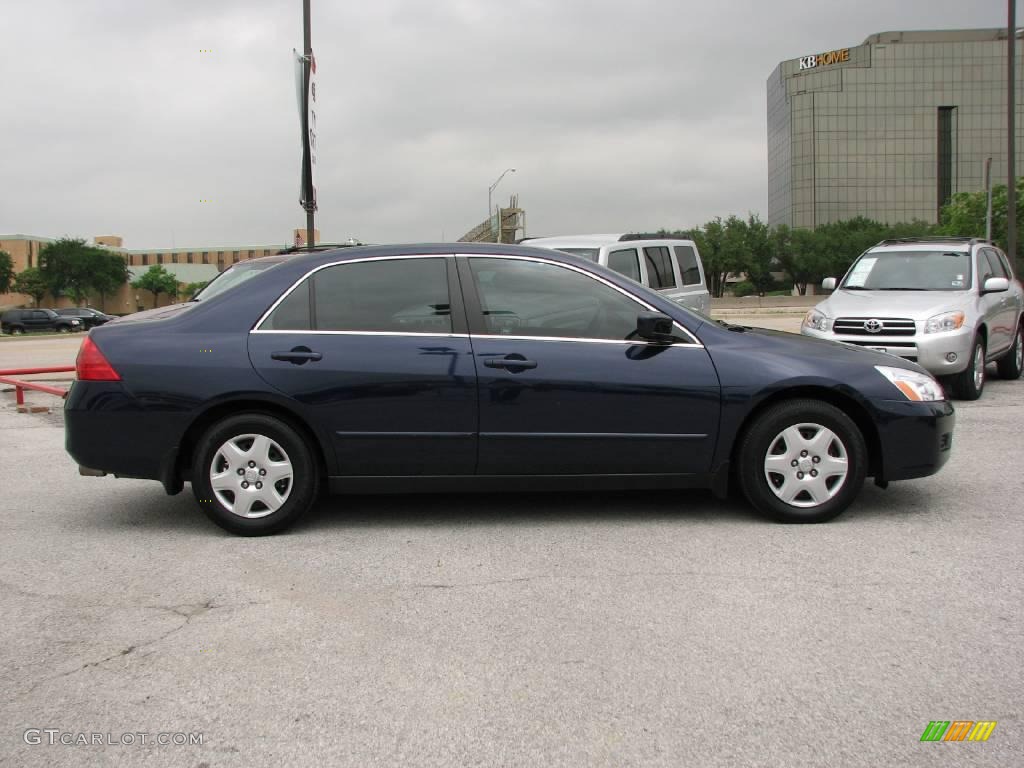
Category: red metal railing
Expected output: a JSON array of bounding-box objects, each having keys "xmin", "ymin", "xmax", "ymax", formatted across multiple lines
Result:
[{"xmin": 0, "ymin": 366, "xmax": 75, "ymax": 405}]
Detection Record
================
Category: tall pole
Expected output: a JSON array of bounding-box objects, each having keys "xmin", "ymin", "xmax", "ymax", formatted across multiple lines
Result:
[
  {"xmin": 985, "ymin": 157, "xmax": 995, "ymax": 241},
  {"xmin": 304, "ymin": 0, "xmax": 315, "ymax": 251},
  {"xmin": 1008, "ymin": 0, "xmax": 1017, "ymax": 266}
]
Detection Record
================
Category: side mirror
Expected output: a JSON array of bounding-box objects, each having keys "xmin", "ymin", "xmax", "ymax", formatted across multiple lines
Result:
[
  {"xmin": 821, "ymin": 277, "xmax": 836, "ymax": 290},
  {"xmin": 982, "ymin": 277, "xmax": 1009, "ymax": 294},
  {"xmin": 636, "ymin": 312, "xmax": 674, "ymax": 342}
]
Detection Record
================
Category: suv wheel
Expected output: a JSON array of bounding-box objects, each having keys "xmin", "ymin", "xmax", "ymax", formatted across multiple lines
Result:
[
  {"xmin": 191, "ymin": 413, "xmax": 319, "ymax": 536},
  {"xmin": 737, "ymin": 399, "xmax": 867, "ymax": 523},
  {"xmin": 11, "ymin": 326, "xmax": 24, "ymax": 336},
  {"xmin": 996, "ymin": 322, "xmax": 1023, "ymax": 380},
  {"xmin": 951, "ymin": 335, "xmax": 986, "ymax": 400},
  {"xmin": 57, "ymin": 325, "xmax": 71, "ymax": 334}
]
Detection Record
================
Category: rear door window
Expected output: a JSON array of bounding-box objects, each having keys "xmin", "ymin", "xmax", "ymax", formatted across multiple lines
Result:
[
  {"xmin": 674, "ymin": 245, "xmax": 702, "ymax": 286},
  {"xmin": 642, "ymin": 247, "xmax": 677, "ymax": 289},
  {"xmin": 607, "ymin": 249, "xmax": 641, "ymax": 282}
]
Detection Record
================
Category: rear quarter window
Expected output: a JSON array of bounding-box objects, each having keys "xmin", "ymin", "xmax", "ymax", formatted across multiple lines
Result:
[
  {"xmin": 674, "ymin": 245, "xmax": 702, "ymax": 286},
  {"xmin": 642, "ymin": 247, "xmax": 677, "ymax": 290}
]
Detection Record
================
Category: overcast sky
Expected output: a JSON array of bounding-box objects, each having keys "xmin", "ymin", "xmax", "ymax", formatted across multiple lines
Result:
[{"xmin": 0, "ymin": 0, "xmax": 1005, "ymax": 249}]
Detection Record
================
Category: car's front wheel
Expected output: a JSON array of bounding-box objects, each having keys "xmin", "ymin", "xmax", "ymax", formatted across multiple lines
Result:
[
  {"xmin": 737, "ymin": 399, "xmax": 867, "ymax": 523},
  {"xmin": 950, "ymin": 335, "xmax": 985, "ymax": 400},
  {"xmin": 191, "ymin": 413, "xmax": 318, "ymax": 535},
  {"xmin": 57, "ymin": 325, "xmax": 71, "ymax": 333},
  {"xmin": 996, "ymin": 321, "xmax": 1023, "ymax": 380}
]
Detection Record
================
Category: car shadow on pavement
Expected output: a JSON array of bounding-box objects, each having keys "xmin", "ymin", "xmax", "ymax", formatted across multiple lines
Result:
[{"xmin": 90, "ymin": 487, "xmax": 763, "ymax": 536}]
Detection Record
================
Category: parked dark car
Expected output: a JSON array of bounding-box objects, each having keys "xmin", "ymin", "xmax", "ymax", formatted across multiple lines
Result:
[
  {"xmin": 66, "ymin": 244, "xmax": 955, "ymax": 536},
  {"xmin": 56, "ymin": 307, "xmax": 113, "ymax": 329},
  {"xmin": 1, "ymin": 308, "xmax": 82, "ymax": 335}
]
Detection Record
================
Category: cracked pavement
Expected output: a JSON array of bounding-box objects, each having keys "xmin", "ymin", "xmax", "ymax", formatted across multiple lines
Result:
[{"xmin": 0, "ymin": 372, "xmax": 1022, "ymax": 767}]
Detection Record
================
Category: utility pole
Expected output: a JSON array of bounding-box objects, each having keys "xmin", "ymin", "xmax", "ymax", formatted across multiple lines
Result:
[
  {"xmin": 1008, "ymin": 0, "xmax": 1017, "ymax": 266},
  {"xmin": 303, "ymin": 0, "xmax": 315, "ymax": 251}
]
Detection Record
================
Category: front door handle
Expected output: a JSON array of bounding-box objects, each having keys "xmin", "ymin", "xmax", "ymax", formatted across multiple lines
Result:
[
  {"xmin": 483, "ymin": 355, "xmax": 537, "ymax": 371},
  {"xmin": 271, "ymin": 346, "xmax": 323, "ymax": 365}
]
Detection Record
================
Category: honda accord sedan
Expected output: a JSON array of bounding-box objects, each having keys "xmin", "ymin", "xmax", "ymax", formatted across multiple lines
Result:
[{"xmin": 66, "ymin": 244, "xmax": 955, "ymax": 535}]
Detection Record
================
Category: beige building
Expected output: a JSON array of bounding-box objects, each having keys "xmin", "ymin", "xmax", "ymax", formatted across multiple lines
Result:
[{"xmin": 0, "ymin": 229, "xmax": 320, "ymax": 313}]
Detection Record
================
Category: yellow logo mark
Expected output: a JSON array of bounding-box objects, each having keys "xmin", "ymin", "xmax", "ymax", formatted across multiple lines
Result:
[{"xmin": 967, "ymin": 721, "xmax": 997, "ymax": 742}]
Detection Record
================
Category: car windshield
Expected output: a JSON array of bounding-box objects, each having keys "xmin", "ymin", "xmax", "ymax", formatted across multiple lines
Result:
[
  {"xmin": 192, "ymin": 260, "xmax": 282, "ymax": 301},
  {"xmin": 840, "ymin": 250, "xmax": 972, "ymax": 291},
  {"xmin": 556, "ymin": 247, "xmax": 600, "ymax": 262}
]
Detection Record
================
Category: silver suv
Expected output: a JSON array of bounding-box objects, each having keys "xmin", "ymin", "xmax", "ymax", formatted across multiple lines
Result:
[{"xmin": 801, "ymin": 237, "xmax": 1023, "ymax": 400}]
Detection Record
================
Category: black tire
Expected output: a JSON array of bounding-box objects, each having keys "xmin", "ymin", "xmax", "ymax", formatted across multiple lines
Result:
[
  {"xmin": 950, "ymin": 335, "xmax": 985, "ymax": 400},
  {"xmin": 191, "ymin": 413, "xmax": 318, "ymax": 536},
  {"xmin": 996, "ymin": 321, "xmax": 1023, "ymax": 380},
  {"xmin": 11, "ymin": 326, "xmax": 24, "ymax": 336},
  {"xmin": 737, "ymin": 399, "xmax": 867, "ymax": 524},
  {"xmin": 57, "ymin": 325, "xmax": 71, "ymax": 334}
]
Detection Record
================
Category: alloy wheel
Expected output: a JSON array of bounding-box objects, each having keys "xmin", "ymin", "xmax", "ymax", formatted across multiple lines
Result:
[
  {"xmin": 763, "ymin": 423, "xmax": 849, "ymax": 508},
  {"xmin": 973, "ymin": 344, "xmax": 984, "ymax": 392}
]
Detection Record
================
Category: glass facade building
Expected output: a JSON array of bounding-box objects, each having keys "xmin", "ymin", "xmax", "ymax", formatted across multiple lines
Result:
[{"xmin": 767, "ymin": 29, "xmax": 1024, "ymax": 229}]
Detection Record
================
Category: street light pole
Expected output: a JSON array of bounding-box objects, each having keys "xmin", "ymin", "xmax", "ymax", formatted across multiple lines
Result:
[
  {"xmin": 488, "ymin": 168, "xmax": 516, "ymax": 240},
  {"xmin": 303, "ymin": 0, "xmax": 315, "ymax": 251}
]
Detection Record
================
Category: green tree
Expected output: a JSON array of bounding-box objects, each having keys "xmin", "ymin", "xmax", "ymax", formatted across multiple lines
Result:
[
  {"xmin": 12, "ymin": 268, "xmax": 49, "ymax": 306},
  {"xmin": 0, "ymin": 251, "xmax": 14, "ymax": 295},
  {"xmin": 741, "ymin": 213, "xmax": 775, "ymax": 295},
  {"xmin": 940, "ymin": 176, "xmax": 1024, "ymax": 268},
  {"xmin": 92, "ymin": 253, "xmax": 130, "ymax": 311},
  {"xmin": 38, "ymin": 237, "xmax": 113, "ymax": 305},
  {"xmin": 131, "ymin": 264, "xmax": 179, "ymax": 306},
  {"xmin": 183, "ymin": 280, "xmax": 209, "ymax": 299}
]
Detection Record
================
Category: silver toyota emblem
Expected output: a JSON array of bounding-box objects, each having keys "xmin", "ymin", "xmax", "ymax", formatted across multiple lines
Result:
[{"xmin": 864, "ymin": 319, "xmax": 883, "ymax": 334}]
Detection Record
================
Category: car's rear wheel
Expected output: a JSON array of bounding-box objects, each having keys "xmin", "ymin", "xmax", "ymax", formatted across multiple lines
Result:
[
  {"xmin": 57, "ymin": 325, "xmax": 71, "ymax": 333},
  {"xmin": 950, "ymin": 335, "xmax": 985, "ymax": 400},
  {"xmin": 996, "ymin": 322, "xmax": 1023, "ymax": 380},
  {"xmin": 191, "ymin": 413, "xmax": 318, "ymax": 536},
  {"xmin": 737, "ymin": 399, "xmax": 867, "ymax": 523},
  {"xmin": 11, "ymin": 327, "xmax": 24, "ymax": 336}
]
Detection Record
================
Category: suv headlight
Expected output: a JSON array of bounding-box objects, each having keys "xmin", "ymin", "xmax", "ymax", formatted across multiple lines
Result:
[
  {"xmin": 875, "ymin": 365, "xmax": 944, "ymax": 402},
  {"xmin": 923, "ymin": 311, "xmax": 965, "ymax": 334},
  {"xmin": 802, "ymin": 309, "xmax": 831, "ymax": 332}
]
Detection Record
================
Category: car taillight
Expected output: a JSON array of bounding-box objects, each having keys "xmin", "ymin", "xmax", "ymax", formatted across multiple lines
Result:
[{"xmin": 76, "ymin": 337, "xmax": 121, "ymax": 381}]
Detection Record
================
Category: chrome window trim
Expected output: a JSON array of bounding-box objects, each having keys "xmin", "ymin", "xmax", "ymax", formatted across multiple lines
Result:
[
  {"xmin": 250, "ymin": 251, "xmax": 705, "ymax": 347},
  {"xmin": 460, "ymin": 253, "xmax": 704, "ymax": 347}
]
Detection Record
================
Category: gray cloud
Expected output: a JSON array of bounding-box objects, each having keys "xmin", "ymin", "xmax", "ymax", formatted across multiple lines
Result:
[{"xmin": 0, "ymin": 0, "xmax": 1001, "ymax": 248}]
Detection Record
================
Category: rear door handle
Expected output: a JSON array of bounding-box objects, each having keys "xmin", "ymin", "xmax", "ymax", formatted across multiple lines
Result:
[
  {"xmin": 271, "ymin": 347, "xmax": 322, "ymax": 365},
  {"xmin": 483, "ymin": 356, "xmax": 537, "ymax": 371}
]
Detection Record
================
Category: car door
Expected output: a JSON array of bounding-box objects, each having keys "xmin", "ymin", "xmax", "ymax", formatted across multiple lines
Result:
[
  {"xmin": 248, "ymin": 255, "xmax": 478, "ymax": 476},
  {"xmin": 981, "ymin": 248, "xmax": 1015, "ymax": 354},
  {"xmin": 30, "ymin": 310, "xmax": 50, "ymax": 331},
  {"xmin": 459, "ymin": 254, "xmax": 721, "ymax": 476},
  {"xmin": 977, "ymin": 249, "xmax": 1009, "ymax": 355}
]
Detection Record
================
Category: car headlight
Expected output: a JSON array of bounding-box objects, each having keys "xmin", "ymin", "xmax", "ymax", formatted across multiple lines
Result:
[
  {"xmin": 923, "ymin": 311, "xmax": 965, "ymax": 334},
  {"xmin": 875, "ymin": 365, "xmax": 944, "ymax": 402},
  {"xmin": 71, "ymin": 319, "xmax": 81, "ymax": 325},
  {"xmin": 802, "ymin": 309, "xmax": 831, "ymax": 332}
]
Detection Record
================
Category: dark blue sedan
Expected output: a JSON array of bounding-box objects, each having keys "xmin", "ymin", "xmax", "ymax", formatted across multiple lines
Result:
[{"xmin": 66, "ymin": 244, "xmax": 954, "ymax": 535}]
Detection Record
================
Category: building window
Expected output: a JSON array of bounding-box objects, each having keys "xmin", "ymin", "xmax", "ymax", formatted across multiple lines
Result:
[
  {"xmin": 202, "ymin": 252, "xmax": 209, "ymax": 264},
  {"xmin": 232, "ymin": 251, "xmax": 240, "ymax": 263},
  {"xmin": 171, "ymin": 253, "xmax": 178, "ymax": 264},
  {"xmin": 157, "ymin": 254, "xmax": 164, "ymax": 264},
  {"xmin": 27, "ymin": 242, "xmax": 33, "ymax": 268},
  {"xmin": 142, "ymin": 254, "xmax": 149, "ymax": 266},
  {"xmin": 248, "ymin": 250, "xmax": 255, "ymax": 259},
  {"xmin": 217, "ymin": 252, "xmax": 225, "ymax": 268},
  {"xmin": 187, "ymin": 252, "xmax": 193, "ymax": 264},
  {"xmin": 937, "ymin": 106, "xmax": 956, "ymax": 218}
]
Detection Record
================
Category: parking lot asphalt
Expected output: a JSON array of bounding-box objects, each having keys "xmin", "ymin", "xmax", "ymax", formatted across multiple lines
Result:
[{"xmin": 1, "ymin": 337, "xmax": 1021, "ymax": 768}]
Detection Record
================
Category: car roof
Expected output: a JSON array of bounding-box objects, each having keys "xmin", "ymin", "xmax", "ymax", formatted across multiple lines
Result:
[
  {"xmin": 867, "ymin": 243, "xmax": 972, "ymax": 253},
  {"xmin": 522, "ymin": 234, "xmax": 696, "ymax": 248},
  {"xmin": 260, "ymin": 242, "xmax": 597, "ymax": 269}
]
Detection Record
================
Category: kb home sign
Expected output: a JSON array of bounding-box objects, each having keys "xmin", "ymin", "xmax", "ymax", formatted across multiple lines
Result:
[{"xmin": 799, "ymin": 48, "xmax": 850, "ymax": 70}]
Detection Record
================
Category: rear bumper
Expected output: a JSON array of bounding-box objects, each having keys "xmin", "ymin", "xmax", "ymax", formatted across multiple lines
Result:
[
  {"xmin": 64, "ymin": 381, "xmax": 184, "ymax": 482},
  {"xmin": 873, "ymin": 398, "xmax": 955, "ymax": 482}
]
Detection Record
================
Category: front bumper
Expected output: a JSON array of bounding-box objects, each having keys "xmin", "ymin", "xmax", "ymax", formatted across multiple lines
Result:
[
  {"xmin": 872, "ymin": 398, "xmax": 955, "ymax": 482},
  {"xmin": 801, "ymin": 326, "xmax": 974, "ymax": 375}
]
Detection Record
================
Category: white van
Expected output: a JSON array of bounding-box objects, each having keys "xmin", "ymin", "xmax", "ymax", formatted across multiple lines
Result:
[{"xmin": 523, "ymin": 234, "xmax": 711, "ymax": 314}]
